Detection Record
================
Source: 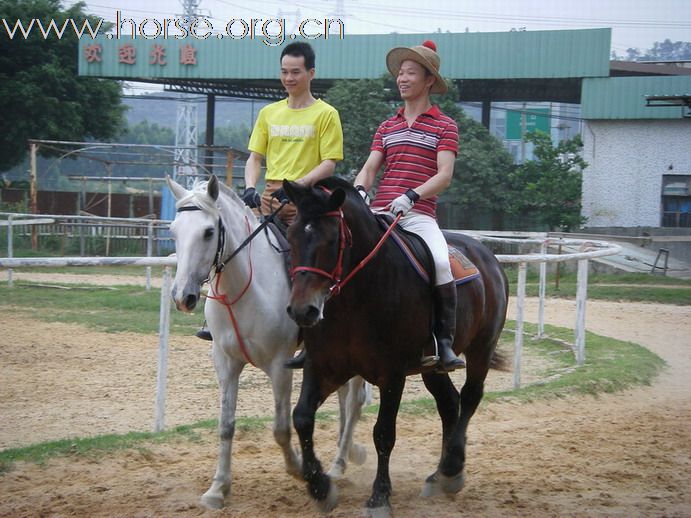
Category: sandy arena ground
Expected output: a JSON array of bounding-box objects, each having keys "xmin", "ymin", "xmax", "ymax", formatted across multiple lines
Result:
[{"xmin": 1, "ymin": 273, "xmax": 690, "ymax": 517}]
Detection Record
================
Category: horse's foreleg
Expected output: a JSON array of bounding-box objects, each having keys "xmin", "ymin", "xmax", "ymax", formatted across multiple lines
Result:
[
  {"xmin": 365, "ymin": 375, "xmax": 405, "ymax": 518},
  {"xmin": 268, "ymin": 361, "xmax": 301, "ymax": 479},
  {"xmin": 328, "ymin": 376, "xmax": 368, "ymax": 479},
  {"xmin": 293, "ymin": 363, "xmax": 338, "ymax": 512},
  {"xmin": 201, "ymin": 353, "xmax": 243, "ymax": 510}
]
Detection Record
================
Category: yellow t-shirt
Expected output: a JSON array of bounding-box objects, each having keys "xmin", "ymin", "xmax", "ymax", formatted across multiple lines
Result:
[{"xmin": 248, "ymin": 99, "xmax": 344, "ymax": 182}]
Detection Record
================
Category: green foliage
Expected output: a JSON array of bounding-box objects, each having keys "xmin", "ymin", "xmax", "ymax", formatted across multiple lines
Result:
[
  {"xmin": 119, "ymin": 120, "xmax": 174, "ymax": 146},
  {"xmin": 206, "ymin": 124, "xmax": 251, "ymax": 152},
  {"xmin": 324, "ymin": 77, "xmax": 395, "ymax": 178},
  {"xmin": 434, "ymin": 83, "xmax": 516, "ymax": 213},
  {"xmin": 612, "ymin": 39, "xmax": 691, "ymax": 61},
  {"xmin": 0, "ymin": 0, "xmax": 126, "ymax": 172},
  {"xmin": 508, "ymin": 131, "xmax": 587, "ymax": 231}
]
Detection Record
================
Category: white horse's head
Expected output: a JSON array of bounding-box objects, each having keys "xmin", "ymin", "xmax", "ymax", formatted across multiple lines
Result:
[{"xmin": 167, "ymin": 175, "xmax": 222, "ymax": 312}]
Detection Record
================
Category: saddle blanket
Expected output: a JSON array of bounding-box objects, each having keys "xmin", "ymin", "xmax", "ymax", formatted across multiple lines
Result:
[{"xmin": 448, "ymin": 245, "xmax": 481, "ymax": 285}]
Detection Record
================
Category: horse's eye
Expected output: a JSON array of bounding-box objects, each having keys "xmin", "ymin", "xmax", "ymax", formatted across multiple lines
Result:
[{"xmin": 203, "ymin": 228, "xmax": 214, "ymax": 240}]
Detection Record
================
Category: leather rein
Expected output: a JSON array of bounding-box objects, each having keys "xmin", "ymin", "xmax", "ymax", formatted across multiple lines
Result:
[
  {"xmin": 290, "ymin": 208, "xmax": 402, "ymax": 298},
  {"xmin": 176, "ymin": 202, "xmax": 286, "ymax": 367}
]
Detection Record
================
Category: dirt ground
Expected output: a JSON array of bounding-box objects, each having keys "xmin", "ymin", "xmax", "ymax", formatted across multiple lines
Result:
[{"xmin": 1, "ymin": 274, "xmax": 690, "ymax": 517}]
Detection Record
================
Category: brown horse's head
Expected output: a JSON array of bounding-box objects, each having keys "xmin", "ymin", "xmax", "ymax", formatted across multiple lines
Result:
[{"xmin": 283, "ymin": 179, "xmax": 351, "ymax": 327}]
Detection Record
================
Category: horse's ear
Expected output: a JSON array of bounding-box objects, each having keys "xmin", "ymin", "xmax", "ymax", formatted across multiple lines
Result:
[
  {"xmin": 207, "ymin": 175, "xmax": 219, "ymax": 201},
  {"xmin": 283, "ymin": 179, "xmax": 308, "ymax": 205},
  {"xmin": 166, "ymin": 175, "xmax": 187, "ymax": 201},
  {"xmin": 328, "ymin": 189, "xmax": 346, "ymax": 211}
]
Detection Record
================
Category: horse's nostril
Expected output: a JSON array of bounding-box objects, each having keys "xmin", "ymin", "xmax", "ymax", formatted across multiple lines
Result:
[
  {"xmin": 306, "ymin": 305, "xmax": 320, "ymax": 322},
  {"xmin": 184, "ymin": 294, "xmax": 198, "ymax": 310}
]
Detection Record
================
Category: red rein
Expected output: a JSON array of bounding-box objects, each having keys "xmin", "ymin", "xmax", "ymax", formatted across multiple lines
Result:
[
  {"xmin": 206, "ymin": 216, "xmax": 257, "ymax": 366},
  {"xmin": 291, "ymin": 210, "xmax": 402, "ymax": 298}
]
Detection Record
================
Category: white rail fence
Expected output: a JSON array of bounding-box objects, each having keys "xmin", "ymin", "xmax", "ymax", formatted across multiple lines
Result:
[{"xmin": 0, "ymin": 234, "xmax": 621, "ymax": 431}]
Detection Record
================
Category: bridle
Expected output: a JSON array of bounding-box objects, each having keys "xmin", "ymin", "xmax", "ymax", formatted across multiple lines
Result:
[
  {"xmin": 175, "ymin": 202, "xmax": 285, "ymax": 368},
  {"xmin": 176, "ymin": 200, "xmax": 287, "ymax": 277},
  {"xmin": 290, "ymin": 207, "xmax": 402, "ymax": 298}
]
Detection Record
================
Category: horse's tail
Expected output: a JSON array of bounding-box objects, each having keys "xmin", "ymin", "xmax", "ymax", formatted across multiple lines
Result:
[{"xmin": 490, "ymin": 349, "xmax": 511, "ymax": 372}]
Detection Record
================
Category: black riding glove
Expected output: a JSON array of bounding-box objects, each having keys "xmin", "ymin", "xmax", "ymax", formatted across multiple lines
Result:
[
  {"xmin": 241, "ymin": 187, "xmax": 261, "ymax": 208},
  {"xmin": 270, "ymin": 187, "xmax": 289, "ymax": 204}
]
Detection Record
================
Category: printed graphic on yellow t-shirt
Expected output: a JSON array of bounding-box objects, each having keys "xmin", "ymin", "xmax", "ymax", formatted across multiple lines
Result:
[{"xmin": 248, "ymin": 99, "xmax": 343, "ymax": 182}]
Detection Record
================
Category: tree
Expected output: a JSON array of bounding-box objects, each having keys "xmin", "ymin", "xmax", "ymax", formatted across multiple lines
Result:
[
  {"xmin": 0, "ymin": 0, "xmax": 126, "ymax": 172},
  {"xmin": 324, "ymin": 77, "xmax": 395, "ymax": 178},
  {"xmin": 432, "ymin": 82, "xmax": 516, "ymax": 215},
  {"xmin": 508, "ymin": 131, "xmax": 587, "ymax": 231},
  {"xmin": 611, "ymin": 39, "xmax": 691, "ymax": 61}
]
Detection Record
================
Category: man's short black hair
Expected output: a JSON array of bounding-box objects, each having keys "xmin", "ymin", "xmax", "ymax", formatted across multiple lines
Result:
[{"xmin": 280, "ymin": 42, "xmax": 316, "ymax": 70}]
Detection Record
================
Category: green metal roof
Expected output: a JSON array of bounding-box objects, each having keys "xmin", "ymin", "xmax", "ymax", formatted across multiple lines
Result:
[
  {"xmin": 581, "ymin": 76, "xmax": 691, "ymax": 119},
  {"xmin": 78, "ymin": 28, "xmax": 611, "ymax": 81}
]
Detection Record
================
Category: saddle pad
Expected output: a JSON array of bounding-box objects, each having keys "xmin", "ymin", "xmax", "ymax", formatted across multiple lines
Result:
[
  {"xmin": 375, "ymin": 214, "xmax": 480, "ymax": 286},
  {"xmin": 449, "ymin": 245, "xmax": 481, "ymax": 285}
]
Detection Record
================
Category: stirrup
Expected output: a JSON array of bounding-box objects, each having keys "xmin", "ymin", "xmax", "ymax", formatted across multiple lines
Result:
[
  {"xmin": 421, "ymin": 335, "xmax": 440, "ymax": 368},
  {"xmin": 421, "ymin": 355, "xmax": 440, "ymax": 368}
]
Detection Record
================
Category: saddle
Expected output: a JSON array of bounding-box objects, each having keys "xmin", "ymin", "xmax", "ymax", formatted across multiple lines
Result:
[{"xmin": 375, "ymin": 214, "xmax": 480, "ymax": 286}]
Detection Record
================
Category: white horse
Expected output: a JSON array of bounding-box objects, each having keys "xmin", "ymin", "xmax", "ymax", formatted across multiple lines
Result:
[{"xmin": 166, "ymin": 175, "xmax": 368, "ymax": 509}]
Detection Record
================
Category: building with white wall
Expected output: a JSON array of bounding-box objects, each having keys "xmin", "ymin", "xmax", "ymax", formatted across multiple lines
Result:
[{"xmin": 581, "ymin": 75, "xmax": 691, "ymax": 230}]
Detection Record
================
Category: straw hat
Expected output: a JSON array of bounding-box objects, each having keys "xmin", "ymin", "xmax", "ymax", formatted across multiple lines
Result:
[{"xmin": 386, "ymin": 40, "xmax": 447, "ymax": 94}]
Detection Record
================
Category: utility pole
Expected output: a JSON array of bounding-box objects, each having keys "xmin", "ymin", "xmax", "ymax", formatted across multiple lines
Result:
[{"xmin": 174, "ymin": 0, "xmax": 201, "ymax": 188}]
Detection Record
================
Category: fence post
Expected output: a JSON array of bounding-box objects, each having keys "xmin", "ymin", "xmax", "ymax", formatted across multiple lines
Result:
[
  {"xmin": 146, "ymin": 221, "xmax": 153, "ymax": 292},
  {"xmin": 574, "ymin": 259, "xmax": 589, "ymax": 366},
  {"xmin": 154, "ymin": 266, "xmax": 172, "ymax": 432},
  {"xmin": 7, "ymin": 214, "xmax": 14, "ymax": 287},
  {"xmin": 513, "ymin": 261, "xmax": 527, "ymax": 389},
  {"xmin": 537, "ymin": 240, "xmax": 547, "ymax": 338}
]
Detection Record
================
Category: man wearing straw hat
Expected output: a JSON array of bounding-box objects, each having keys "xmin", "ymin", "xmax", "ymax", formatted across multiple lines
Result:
[{"xmin": 354, "ymin": 40, "xmax": 465, "ymax": 372}]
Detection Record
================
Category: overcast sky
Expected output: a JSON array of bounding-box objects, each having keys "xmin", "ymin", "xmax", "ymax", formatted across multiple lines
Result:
[{"xmin": 76, "ymin": 0, "xmax": 690, "ymax": 57}]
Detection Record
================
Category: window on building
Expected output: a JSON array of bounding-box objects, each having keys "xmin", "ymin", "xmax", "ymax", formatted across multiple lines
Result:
[{"xmin": 661, "ymin": 175, "xmax": 691, "ymax": 228}]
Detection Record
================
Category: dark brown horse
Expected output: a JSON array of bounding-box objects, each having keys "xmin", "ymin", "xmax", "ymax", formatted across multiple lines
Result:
[{"xmin": 283, "ymin": 177, "xmax": 508, "ymax": 517}]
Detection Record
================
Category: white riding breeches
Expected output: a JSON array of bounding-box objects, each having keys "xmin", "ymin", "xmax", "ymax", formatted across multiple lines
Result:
[{"xmin": 378, "ymin": 210, "xmax": 453, "ymax": 286}]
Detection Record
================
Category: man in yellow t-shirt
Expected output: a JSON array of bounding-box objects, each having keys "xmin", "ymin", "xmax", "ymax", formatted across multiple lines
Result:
[
  {"xmin": 242, "ymin": 42, "xmax": 344, "ymax": 226},
  {"xmin": 196, "ymin": 42, "xmax": 343, "ymax": 348}
]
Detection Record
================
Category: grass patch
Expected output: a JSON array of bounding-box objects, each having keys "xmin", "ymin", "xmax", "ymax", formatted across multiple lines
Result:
[
  {"xmin": 0, "ymin": 322, "xmax": 665, "ymax": 474},
  {"xmin": 503, "ymin": 271, "xmax": 691, "ymax": 305},
  {"xmin": 0, "ymin": 282, "xmax": 200, "ymax": 335}
]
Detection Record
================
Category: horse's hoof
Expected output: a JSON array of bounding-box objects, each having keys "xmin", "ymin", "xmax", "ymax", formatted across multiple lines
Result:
[
  {"xmin": 199, "ymin": 492, "xmax": 225, "ymax": 510},
  {"xmin": 363, "ymin": 505, "xmax": 392, "ymax": 518},
  {"xmin": 421, "ymin": 471, "xmax": 465, "ymax": 497},
  {"xmin": 349, "ymin": 443, "xmax": 367, "ymax": 465},
  {"xmin": 313, "ymin": 480, "xmax": 339, "ymax": 513}
]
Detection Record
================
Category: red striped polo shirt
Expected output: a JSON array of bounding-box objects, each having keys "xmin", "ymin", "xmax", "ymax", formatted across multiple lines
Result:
[{"xmin": 370, "ymin": 105, "xmax": 459, "ymax": 219}]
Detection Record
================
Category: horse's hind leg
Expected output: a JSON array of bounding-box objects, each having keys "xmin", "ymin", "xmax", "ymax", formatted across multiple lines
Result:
[
  {"xmin": 328, "ymin": 376, "xmax": 368, "ymax": 479},
  {"xmin": 424, "ymin": 344, "xmax": 493, "ymax": 497},
  {"xmin": 268, "ymin": 360, "xmax": 301, "ymax": 478},
  {"xmin": 420, "ymin": 371, "xmax": 464, "ymax": 498},
  {"xmin": 200, "ymin": 351, "xmax": 243, "ymax": 510}
]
